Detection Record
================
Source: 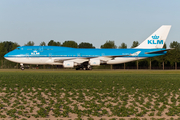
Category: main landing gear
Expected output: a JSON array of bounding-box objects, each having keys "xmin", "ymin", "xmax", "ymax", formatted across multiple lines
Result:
[
  {"xmin": 76, "ymin": 65, "xmax": 92, "ymax": 70},
  {"xmin": 20, "ymin": 63, "xmax": 25, "ymax": 70}
]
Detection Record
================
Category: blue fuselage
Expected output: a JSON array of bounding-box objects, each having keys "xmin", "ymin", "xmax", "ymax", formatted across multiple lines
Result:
[
  {"xmin": 4, "ymin": 46, "xmax": 166, "ymax": 58},
  {"xmin": 4, "ymin": 46, "xmax": 167, "ymax": 67}
]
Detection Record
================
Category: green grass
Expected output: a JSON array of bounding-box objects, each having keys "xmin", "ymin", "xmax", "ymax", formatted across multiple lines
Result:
[{"xmin": 0, "ymin": 69, "xmax": 180, "ymax": 119}]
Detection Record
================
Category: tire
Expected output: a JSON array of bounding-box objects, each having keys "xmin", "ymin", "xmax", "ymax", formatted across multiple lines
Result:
[{"xmin": 21, "ymin": 67, "xmax": 25, "ymax": 70}]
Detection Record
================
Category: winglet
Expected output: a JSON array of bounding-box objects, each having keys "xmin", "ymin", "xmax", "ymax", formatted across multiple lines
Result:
[{"xmin": 130, "ymin": 51, "xmax": 141, "ymax": 56}]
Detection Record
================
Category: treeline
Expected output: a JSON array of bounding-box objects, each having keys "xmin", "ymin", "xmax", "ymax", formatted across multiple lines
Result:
[{"xmin": 0, "ymin": 40, "xmax": 180, "ymax": 69}]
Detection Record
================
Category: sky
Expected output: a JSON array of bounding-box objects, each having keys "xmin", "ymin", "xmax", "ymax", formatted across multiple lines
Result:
[{"xmin": 1, "ymin": 0, "xmax": 180, "ymax": 48}]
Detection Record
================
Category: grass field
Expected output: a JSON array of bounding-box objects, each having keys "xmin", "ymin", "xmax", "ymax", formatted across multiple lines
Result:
[{"xmin": 0, "ymin": 69, "xmax": 180, "ymax": 120}]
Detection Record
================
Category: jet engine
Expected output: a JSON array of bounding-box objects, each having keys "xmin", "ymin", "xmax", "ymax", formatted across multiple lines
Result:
[
  {"xmin": 63, "ymin": 61, "xmax": 74, "ymax": 68},
  {"xmin": 89, "ymin": 59, "xmax": 100, "ymax": 66}
]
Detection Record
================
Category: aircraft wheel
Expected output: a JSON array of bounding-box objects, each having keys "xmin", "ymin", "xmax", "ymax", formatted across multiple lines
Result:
[{"xmin": 21, "ymin": 67, "xmax": 25, "ymax": 70}]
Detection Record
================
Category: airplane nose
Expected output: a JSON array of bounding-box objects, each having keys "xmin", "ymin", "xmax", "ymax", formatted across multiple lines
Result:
[
  {"xmin": 4, "ymin": 54, "xmax": 7, "ymax": 57},
  {"xmin": 4, "ymin": 53, "xmax": 9, "ymax": 59}
]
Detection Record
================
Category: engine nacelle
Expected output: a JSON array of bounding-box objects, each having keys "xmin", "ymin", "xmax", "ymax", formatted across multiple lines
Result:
[
  {"xmin": 89, "ymin": 59, "xmax": 100, "ymax": 66},
  {"xmin": 63, "ymin": 61, "xmax": 74, "ymax": 68}
]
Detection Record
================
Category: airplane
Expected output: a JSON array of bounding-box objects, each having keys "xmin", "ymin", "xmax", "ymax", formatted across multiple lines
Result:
[{"xmin": 4, "ymin": 25, "xmax": 171, "ymax": 70}]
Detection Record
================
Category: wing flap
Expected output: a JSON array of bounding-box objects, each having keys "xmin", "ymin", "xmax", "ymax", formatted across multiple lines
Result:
[{"xmin": 54, "ymin": 58, "xmax": 89, "ymax": 64}]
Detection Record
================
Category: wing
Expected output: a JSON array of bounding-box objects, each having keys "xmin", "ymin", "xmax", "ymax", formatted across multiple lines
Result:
[
  {"xmin": 54, "ymin": 58, "xmax": 89, "ymax": 64},
  {"xmin": 54, "ymin": 51, "xmax": 141, "ymax": 64}
]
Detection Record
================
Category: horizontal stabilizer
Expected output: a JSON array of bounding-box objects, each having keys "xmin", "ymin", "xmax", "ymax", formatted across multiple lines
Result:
[{"xmin": 145, "ymin": 49, "xmax": 173, "ymax": 54}]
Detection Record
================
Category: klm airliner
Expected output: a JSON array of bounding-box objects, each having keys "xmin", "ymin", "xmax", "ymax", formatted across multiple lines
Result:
[{"xmin": 4, "ymin": 25, "xmax": 171, "ymax": 70}]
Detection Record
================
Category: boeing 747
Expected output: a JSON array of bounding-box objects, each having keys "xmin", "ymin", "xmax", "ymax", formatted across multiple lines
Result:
[{"xmin": 4, "ymin": 25, "xmax": 171, "ymax": 70}]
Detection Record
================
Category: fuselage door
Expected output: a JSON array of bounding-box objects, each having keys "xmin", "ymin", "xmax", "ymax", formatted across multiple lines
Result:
[
  {"xmin": 26, "ymin": 53, "xmax": 29, "ymax": 58},
  {"xmin": 39, "ymin": 47, "xmax": 43, "ymax": 52},
  {"xmin": 77, "ymin": 53, "xmax": 81, "ymax": 57},
  {"xmin": 49, "ymin": 53, "xmax": 52, "ymax": 58}
]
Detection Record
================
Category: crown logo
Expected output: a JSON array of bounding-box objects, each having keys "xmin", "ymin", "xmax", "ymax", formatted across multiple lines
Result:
[{"xmin": 152, "ymin": 35, "xmax": 159, "ymax": 39}]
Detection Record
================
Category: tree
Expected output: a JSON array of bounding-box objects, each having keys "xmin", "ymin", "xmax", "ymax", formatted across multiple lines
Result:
[
  {"xmin": 2, "ymin": 41, "xmax": 20, "ymax": 53},
  {"xmin": 131, "ymin": 41, "xmax": 139, "ymax": 48},
  {"xmin": 163, "ymin": 43, "xmax": 167, "ymax": 49},
  {"xmin": 0, "ymin": 43, "xmax": 5, "ymax": 59},
  {"xmin": 12, "ymin": 42, "xmax": 20, "ymax": 50},
  {"xmin": 0, "ymin": 41, "xmax": 20, "ymax": 68},
  {"xmin": 48, "ymin": 40, "xmax": 61, "ymax": 46},
  {"xmin": 62, "ymin": 41, "xmax": 78, "ymax": 48},
  {"xmin": 0, "ymin": 41, "xmax": 20, "ymax": 59},
  {"xmin": 168, "ymin": 41, "xmax": 180, "ymax": 69},
  {"xmin": 169, "ymin": 41, "xmax": 180, "ymax": 48},
  {"xmin": 3, "ymin": 41, "xmax": 13, "ymax": 53},
  {"xmin": 101, "ymin": 40, "xmax": 117, "ymax": 48},
  {"xmin": 78, "ymin": 42, "xmax": 95, "ymax": 48},
  {"xmin": 56, "ymin": 42, "xmax": 61, "ymax": 46},
  {"xmin": 162, "ymin": 43, "xmax": 167, "ymax": 69},
  {"xmin": 24, "ymin": 41, "xmax": 34, "ymax": 46},
  {"xmin": 40, "ymin": 41, "xmax": 46, "ymax": 46},
  {"xmin": 118, "ymin": 42, "xmax": 127, "ymax": 48}
]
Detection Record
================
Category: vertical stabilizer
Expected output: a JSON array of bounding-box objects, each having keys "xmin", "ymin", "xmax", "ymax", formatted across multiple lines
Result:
[{"xmin": 136, "ymin": 25, "xmax": 171, "ymax": 48}]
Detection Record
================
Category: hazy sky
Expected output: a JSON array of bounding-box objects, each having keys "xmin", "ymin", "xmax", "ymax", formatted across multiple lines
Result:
[{"xmin": 1, "ymin": 0, "xmax": 180, "ymax": 48}]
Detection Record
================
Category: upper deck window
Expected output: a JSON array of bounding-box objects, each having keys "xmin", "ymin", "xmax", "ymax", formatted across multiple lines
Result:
[
  {"xmin": 27, "ymin": 49, "xmax": 39, "ymax": 50},
  {"xmin": 43, "ymin": 49, "xmax": 53, "ymax": 50}
]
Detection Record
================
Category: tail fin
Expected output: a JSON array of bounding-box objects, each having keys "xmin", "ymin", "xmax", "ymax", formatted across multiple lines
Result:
[{"xmin": 136, "ymin": 25, "xmax": 171, "ymax": 49}]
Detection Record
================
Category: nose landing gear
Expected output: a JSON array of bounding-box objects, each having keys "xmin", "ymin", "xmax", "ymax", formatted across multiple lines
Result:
[{"xmin": 20, "ymin": 63, "xmax": 25, "ymax": 70}]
